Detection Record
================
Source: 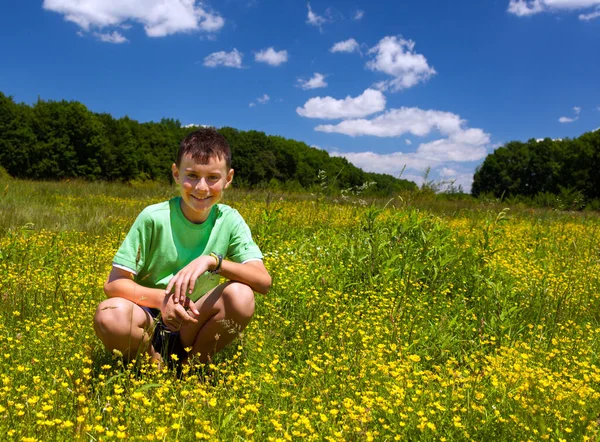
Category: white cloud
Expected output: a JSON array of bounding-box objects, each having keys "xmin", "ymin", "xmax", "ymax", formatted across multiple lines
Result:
[
  {"xmin": 203, "ymin": 49, "xmax": 243, "ymax": 68},
  {"xmin": 440, "ymin": 167, "xmax": 458, "ymax": 178},
  {"xmin": 330, "ymin": 150, "xmax": 481, "ymax": 192},
  {"xmin": 366, "ymin": 36, "xmax": 436, "ymax": 91},
  {"xmin": 306, "ymin": 3, "xmax": 328, "ymax": 29},
  {"xmin": 331, "ymin": 150, "xmax": 479, "ymax": 190},
  {"xmin": 558, "ymin": 106, "xmax": 581, "ymax": 123},
  {"xmin": 315, "ymin": 107, "xmax": 464, "ymax": 137},
  {"xmin": 416, "ymin": 132, "xmax": 489, "ymax": 162},
  {"xmin": 354, "ymin": 10, "xmax": 364, "ymax": 20},
  {"xmin": 508, "ymin": 0, "xmax": 600, "ymax": 18},
  {"xmin": 94, "ymin": 31, "xmax": 128, "ymax": 43},
  {"xmin": 330, "ymin": 38, "xmax": 360, "ymax": 53},
  {"xmin": 579, "ymin": 8, "xmax": 600, "ymax": 19},
  {"xmin": 508, "ymin": 0, "xmax": 544, "ymax": 16},
  {"xmin": 296, "ymin": 89, "xmax": 386, "ymax": 120},
  {"xmin": 257, "ymin": 94, "xmax": 270, "ymax": 104},
  {"xmin": 254, "ymin": 47, "xmax": 288, "ymax": 66},
  {"xmin": 249, "ymin": 94, "xmax": 270, "ymax": 107},
  {"xmin": 297, "ymin": 73, "xmax": 328, "ymax": 90},
  {"xmin": 317, "ymin": 106, "xmax": 490, "ymax": 191},
  {"xmin": 183, "ymin": 123, "xmax": 211, "ymax": 128},
  {"xmin": 196, "ymin": 8, "xmax": 226, "ymax": 32},
  {"xmin": 332, "ymin": 150, "xmax": 436, "ymax": 176},
  {"xmin": 402, "ymin": 174, "xmax": 426, "ymax": 187},
  {"xmin": 405, "ymin": 139, "xmax": 412, "ymax": 145},
  {"xmin": 42, "ymin": 0, "xmax": 224, "ymax": 37},
  {"xmin": 559, "ymin": 116, "xmax": 577, "ymax": 123},
  {"xmin": 440, "ymin": 173, "xmax": 475, "ymax": 192}
]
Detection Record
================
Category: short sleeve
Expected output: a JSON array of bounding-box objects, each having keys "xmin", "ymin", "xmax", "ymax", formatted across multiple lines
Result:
[
  {"xmin": 112, "ymin": 211, "xmax": 153, "ymax": 275},
  {"xmin": 227, "ymin": 212, "xmax": 263, "ymax": 263}
]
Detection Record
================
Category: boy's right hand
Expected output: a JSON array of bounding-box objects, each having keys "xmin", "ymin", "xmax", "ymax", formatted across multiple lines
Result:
[
  {"xmin": 160, "ymin": 294, "xmax": 199, "ymax": 332},
  {"xmin": 165, "ymin": 255, "xmax": 216, "ymax": 305}
]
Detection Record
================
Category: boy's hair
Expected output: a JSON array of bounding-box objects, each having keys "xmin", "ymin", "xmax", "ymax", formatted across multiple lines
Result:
[{"xmin": 177, "ymin": 128, "xmax": 232, "ymax": 169}]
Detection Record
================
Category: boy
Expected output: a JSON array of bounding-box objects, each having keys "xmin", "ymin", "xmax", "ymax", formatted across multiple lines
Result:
[{"xmin": 94, "ymin": 128, "xmax": 271, "ymax": 364}]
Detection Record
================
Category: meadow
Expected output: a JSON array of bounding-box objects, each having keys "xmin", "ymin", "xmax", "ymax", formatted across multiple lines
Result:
[{"xmin": 0, "ymin": 176, "xmax": 599, "ymax": 441}]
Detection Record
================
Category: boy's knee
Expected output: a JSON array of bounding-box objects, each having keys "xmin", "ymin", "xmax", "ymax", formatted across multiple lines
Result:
[
  {"xmin": 93, "ymin": 298, "xmax": 134, "ymax": 335},
  {"xmin": 223, "ymin": 283, "xmax": 255, "ymax": 320}
]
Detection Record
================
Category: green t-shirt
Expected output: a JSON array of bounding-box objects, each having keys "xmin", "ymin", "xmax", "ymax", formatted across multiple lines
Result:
[{"xmin": 112, "ymin": 197, "xmax": 263, "ymax": 301}]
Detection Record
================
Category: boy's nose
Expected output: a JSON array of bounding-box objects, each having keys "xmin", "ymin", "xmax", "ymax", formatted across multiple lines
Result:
[{"xmin": 196, "ymin": 178, "xmax": 209, "ymax": 191}]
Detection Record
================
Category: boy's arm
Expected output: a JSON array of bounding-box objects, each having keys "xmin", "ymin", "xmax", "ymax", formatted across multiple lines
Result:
[
  {"xmin": 219, "ymin": 259, "xmax": 272, "ymax": 294},
  {"xmin": 166, "ymin": 256, "xmax": 272, "ymax": 304},
  {"xmin": 104, "ymin": 267, "xmax": 199, "ymax": 329},
  {"xmin": 104, "ymin": 267, "xmax": 166, "ymax": 308}
]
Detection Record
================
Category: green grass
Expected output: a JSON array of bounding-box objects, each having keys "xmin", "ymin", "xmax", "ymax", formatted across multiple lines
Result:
[{"xmin": 0, "ymin": 177, "xmax": 599, "ymax": 441}]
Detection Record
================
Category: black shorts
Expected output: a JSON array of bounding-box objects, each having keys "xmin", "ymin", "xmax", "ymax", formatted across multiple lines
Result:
[{"xmin": 142, "ymin": 307, "xmax": 188, "ymax": 362}]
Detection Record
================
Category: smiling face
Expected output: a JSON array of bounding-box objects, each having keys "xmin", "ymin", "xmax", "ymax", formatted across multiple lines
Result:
[{"xmin": 172, "ymin": 153, "xmax": 234, "ymax": 224}]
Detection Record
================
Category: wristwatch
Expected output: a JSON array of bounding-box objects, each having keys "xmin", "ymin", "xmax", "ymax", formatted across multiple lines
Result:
[{"xmin": 209, "ymin": 252, "xmax": 223, "ymax": 274}]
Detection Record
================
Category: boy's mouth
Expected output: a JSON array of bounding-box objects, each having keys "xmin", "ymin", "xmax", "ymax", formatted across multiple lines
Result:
[{"xmin": 191, "ymin": 195, "xmax": 211, "ymax": 202}]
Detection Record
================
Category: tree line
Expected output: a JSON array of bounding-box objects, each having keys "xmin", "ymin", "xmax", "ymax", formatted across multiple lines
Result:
[
  {"xmin": 472, "ymin": 130, "xmax": 600, "ymax": 205},
  {"xmin": 0, "ymin": 92, "xmax": 416, "ymax": 196}
]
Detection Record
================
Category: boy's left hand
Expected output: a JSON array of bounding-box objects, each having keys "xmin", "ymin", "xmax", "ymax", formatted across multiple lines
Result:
[{"xmin": 165, "ymin": 255, "xmax": 216, "ymax": 304}]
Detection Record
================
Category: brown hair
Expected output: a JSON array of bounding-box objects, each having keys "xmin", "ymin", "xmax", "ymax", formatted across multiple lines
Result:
[{"xmin": 177, "ymin": 127, "xmax": 231, "ymax": 169}]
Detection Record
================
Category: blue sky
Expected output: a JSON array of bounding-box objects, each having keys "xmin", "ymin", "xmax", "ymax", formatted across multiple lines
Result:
[{"xmin": 1, "ymin": 0, "xmax": 599, "ymax": 191}]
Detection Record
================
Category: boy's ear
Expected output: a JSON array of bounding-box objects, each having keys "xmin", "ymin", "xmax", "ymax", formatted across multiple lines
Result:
[
  {"xmin": 171, "ymin": 163, "xmax": 180, "ymax": 183},
  {"xmin": 225, "ymin": 168, "xmax": 234, "ymax": 189}
]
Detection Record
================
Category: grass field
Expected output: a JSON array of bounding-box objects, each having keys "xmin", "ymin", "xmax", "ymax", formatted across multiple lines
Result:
[{"xmin": 0, "ymin": 177, "xmax": 599, "ymax": 441}]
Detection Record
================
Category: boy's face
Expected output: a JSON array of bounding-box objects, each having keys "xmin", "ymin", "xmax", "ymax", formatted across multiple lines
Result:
[{"xmin": 172, "ymin": 153, "xmax": 234, "ymax": 223}]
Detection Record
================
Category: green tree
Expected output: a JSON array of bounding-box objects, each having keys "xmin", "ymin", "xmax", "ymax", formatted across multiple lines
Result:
[{"xmin": 0, "ymin": 92, "xmax": 418, "ymax": 194}]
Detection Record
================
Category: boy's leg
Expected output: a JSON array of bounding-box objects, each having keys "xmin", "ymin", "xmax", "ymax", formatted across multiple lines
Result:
[
  {"xmin": 93, "ymin": 298, "xmax": 158, "ymax": 361},
  {"xmin": 179, "ymin": 281, "xmax": 255, "ymax": 363}
]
